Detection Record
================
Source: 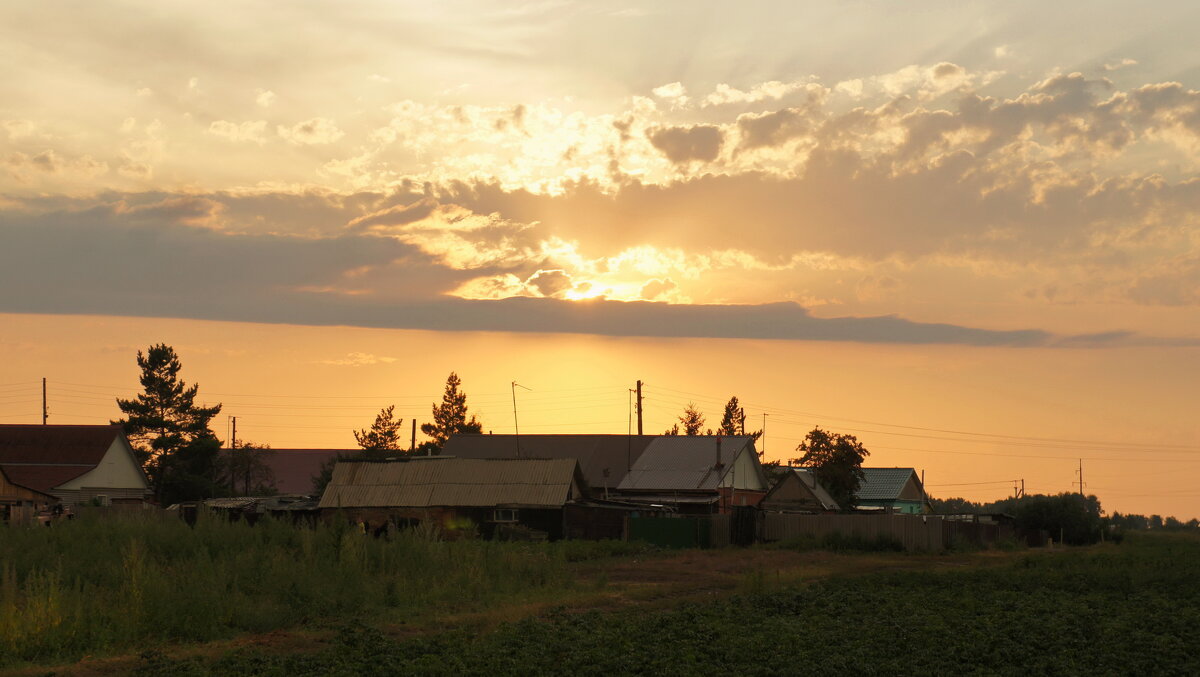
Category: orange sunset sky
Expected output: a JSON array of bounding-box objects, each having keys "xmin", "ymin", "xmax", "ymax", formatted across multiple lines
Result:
[{"xmin": 2, "ymin": 2, "xmax": 1198, "ymax": 519}]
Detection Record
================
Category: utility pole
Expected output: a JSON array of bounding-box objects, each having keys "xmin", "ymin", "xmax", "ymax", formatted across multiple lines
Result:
[
  {"xmin": 231, "ymin": 416, "xmax": 237, "ymax": 449},
  {"xmin": 410, "ymin": 419, "xmax": 417, "ymax": 453},
  {"xmin": 635, "ymin": 380, "xmax": 643, "ymax": 435},
  {"xmin": 42, "ymin": 378, "xmax": 47, "ymax": 425},
  {"xmin": 761, "ymin": 413, "xmax": 767, "ymax": 457},
  {"xmin": 511, "ymin": 382, "xmax": 530, "ymax": 457},
  {"xmin": 1076, "ymin": 459, "xmax": 1085, "ymax": 496}
]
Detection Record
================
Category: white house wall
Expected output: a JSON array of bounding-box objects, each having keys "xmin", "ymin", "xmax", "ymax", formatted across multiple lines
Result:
[
  {"xmin": 57, "ymin": 438, "xmax": 148, "ymax": 491},
  {"xmin": 719, "ymin": 448, "xmax": 766, "ymax": 490}
]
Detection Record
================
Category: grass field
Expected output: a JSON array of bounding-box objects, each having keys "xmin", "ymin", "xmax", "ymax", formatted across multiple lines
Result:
[
  {"xmin": 0, "ymin": 511, "xmax": 648, "ymax": 670},
  {"xmin": 3, "ymin": 516, "xmax": 1197, "ymax": 676}
]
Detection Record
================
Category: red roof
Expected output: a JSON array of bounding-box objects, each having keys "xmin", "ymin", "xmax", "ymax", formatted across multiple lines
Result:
[
  {"xmin": 221, "ymin": 449, "xmax": 352, "ymax": 495},
  {"xmin": 0, "ymin": 424, "xmax": 123, "ymax": 465},
  {"xmin": 0, "ymin": 464, "xmax": 92, "ymax": 494},
  {"xmin": 0, "ymin": 424, "xmax": 139, "ymax": 494}
]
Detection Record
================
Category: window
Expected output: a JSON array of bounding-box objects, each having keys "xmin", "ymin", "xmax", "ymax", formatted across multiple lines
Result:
[{"xmin": 492, "ymin": 508, "xmax": 518, "ymax": 523}]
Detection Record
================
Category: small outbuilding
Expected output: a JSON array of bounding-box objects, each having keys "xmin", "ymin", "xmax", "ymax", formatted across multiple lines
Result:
[
  {"xmin": 760, "ymin": 468, "xmax": 841, "ymax": 513},
  {"xmin": 318, "ymin": 457, "xmax": 588, "ymax": 540}
]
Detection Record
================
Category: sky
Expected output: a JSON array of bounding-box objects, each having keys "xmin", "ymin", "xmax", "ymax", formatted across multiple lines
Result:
[{"xmin": 2, "ymin": 1, "xmax": 1198, "ymax": 519}]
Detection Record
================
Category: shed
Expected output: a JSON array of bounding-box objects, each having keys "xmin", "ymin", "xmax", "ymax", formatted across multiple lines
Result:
[
  {"xmin": 0, "ymin": 424, "xmax": 150, "ymax": 507},
  {"xmin": 760, "ymin": 468, "xmax": 841, "ymax": 513},
  {"xmin": 319, "ymin": 457, "xmax": 587, "ymax": 540},
  {"xmin": 855, "ymin": 467, "xmax": 929, "ymax": 514}
]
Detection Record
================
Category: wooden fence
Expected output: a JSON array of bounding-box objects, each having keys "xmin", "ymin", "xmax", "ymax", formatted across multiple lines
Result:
[{"xmin": 762, "ymin": 513, "xmax": 946, "ymax": 551}]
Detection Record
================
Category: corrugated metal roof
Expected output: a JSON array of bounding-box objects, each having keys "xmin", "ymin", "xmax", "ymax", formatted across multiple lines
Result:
[
  {"xmin": 443, "ymin": 434, "xmax": 656, "ymax": 490},
  {"xmin": 0, "ymin": 464, "xmax": 92, "ymax": 493},
  {"xmin": 856, "ymin": 467, "xmax": 917, "ymax": 501},
  {"xmin": 617, "ymin": 436, "xmax": 755, "ymax": 491},
  {"xmin": 318, "ymin": 457, "xmax": 580, "ymax": 509}
]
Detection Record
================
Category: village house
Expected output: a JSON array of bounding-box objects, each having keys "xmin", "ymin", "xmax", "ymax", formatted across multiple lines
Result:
[
  {"xmin": 318, "ymin": 456, "xmax": 590, "ymax": 540},
  {"xmin": 759, "ymin": 468, "xmax": 841, "ymax": 513},
  {"xmin": 855, "ymin": 467, "xmax": 930, "ymax": 514},
  {"xmin": 443, "ymin": 434, "xmax": 768, "ymax": 514},
  {"xmin": 0, "ymin": 424, "xmax": 150, "ymax": 508}
]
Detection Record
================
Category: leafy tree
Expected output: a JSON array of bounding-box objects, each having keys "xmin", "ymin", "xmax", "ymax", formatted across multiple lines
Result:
[
  {"xmin": 354, "ymin": 405, "xmax": 404, "ymax": 451},
  {"xmin": 791, "ymin": 427, "xmax": 870, "ymax": 510},
  {"xmin": 421, "ymin": 372, "xmax": 482, "ymax": 450},
  {"xmin": 222, "ymin": 442, "xmax": 276, "ymax": 496},
  {"xmin": 113, "ymin": 344, "xmax": 222, "ymax": 504},
  {"xmin": 663, "ymin": 423, "xmax": 681, "ymax": 436}
]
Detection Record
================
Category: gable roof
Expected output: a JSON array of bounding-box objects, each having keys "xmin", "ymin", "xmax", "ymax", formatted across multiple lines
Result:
[
  {"xmin": 318, "ymin": 457, "xmax": 584, "ymax": 509},
  {"xmin": 442, "ymin": 434, "xmax": 657, "ymax": 489},
  {"xmin": 617, "ymin": 436, "xmax": 758, "ymax": 492},
  {"xmin": 856, "ymin": 467, "xmax": 921, "ymax": 501},
  {"xmin": 0, "ymin": 424, "xmax": 138, "ymax": 493},
  {"xmin": 796, "ymin": 469, "xmax": 840, "ymax": 510},
  {"xmin": 0, "ymin": 424, "xmax": 123, "ymax": 465}
]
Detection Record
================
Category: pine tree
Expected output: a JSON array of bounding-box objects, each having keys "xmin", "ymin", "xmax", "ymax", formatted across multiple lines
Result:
[
  {"xmin": 678, "ymin": 402, "xmax": 707, "ymax": 436},
  {"xmin": 113, "ymin": 344, "xmax": 222, "ymax": 503},
  {"xmin": 716, "ymin": 396, "xmax": 746, "ymax": 436},
  {"xmin": 354, "ymin": 405, "xmax": 404, "ymax": 451},
  {"xmin": 421, "ymin": 372, "xmax": 482, "ymax": 449}
]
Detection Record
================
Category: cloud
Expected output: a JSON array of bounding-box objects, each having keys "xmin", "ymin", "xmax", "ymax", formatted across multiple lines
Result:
[
  {"xmin": 1103, "ymin": 58, "xmax": 1138, "ymax": 72},
  {"xmin": 2, "ymin": 120, "xmax": 35, "ymax": 139},
  {"xmin": 527, "ymin": 269, "xmax": 573, "ymax": 297},
  {"xmin": 208, "ymin": 120, "xmax": 268, "ymax": 144},
  {"xmin": 278, "ymin": 118, "xmax": 345, "ymax": 145},
  {"xmin": 318, "ymin": 352, "xmax": 397, "ymax": 367},
  {"xmin": 651, "ymin": 81, "xmax": 688, "ymax": 104},
  {"xmin": 646, "ymin": 124, "xmax": 723, "ymax": 164},
  {"xmin": 703, "ymin": 80, "xmax": 821, "ymax": 107},
  {"xmin": 640, "ymin": 278, "xmax": 676, "ymax": 300},
  {"xmin": 255, "ymin": 89, "xmax": 277, "ymax": 107}
]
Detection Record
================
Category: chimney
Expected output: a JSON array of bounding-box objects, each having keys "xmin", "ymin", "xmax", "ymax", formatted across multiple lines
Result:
[{"xmin": 714, "ymin": 436, "xmax": 724, "ymax": 469}]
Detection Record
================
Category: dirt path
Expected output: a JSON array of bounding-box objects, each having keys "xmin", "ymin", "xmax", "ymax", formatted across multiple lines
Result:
[{"xmin": 6, "ymin": 547, "xmax": 1023, "ymax": 677}]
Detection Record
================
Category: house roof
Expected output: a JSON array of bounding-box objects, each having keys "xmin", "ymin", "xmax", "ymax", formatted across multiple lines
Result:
[
  {"xmin": 0, "ymin": 424, "xmax": 122, "ymax": 465},
  {"xmin": 442, "ymin": 434, "xmax": 657, "ymax": 490},
  {"xmin": 617, "ymin": 436, "xmax": 757, "ymax": 492},
  {"xmin": 0, "ymin": 465, "xmax": 60, "ymax": 501},
  {"xmin": 856, "ymin": 467, "xmax": 920, "ymax": 501},
  {"xmin": 318, "ymin": 457, "xmax": 583, "ymax": 509},
  {"xmin": 220, "ymin": 448, "xmax": 352, "ymax": 495},
  {"xmin": 791, "ymin": 468, "xmax": 841, "ymax": 510},
  {"xmin": 0, "ymin": 424, "xmax": 134, "ymax": 493}
]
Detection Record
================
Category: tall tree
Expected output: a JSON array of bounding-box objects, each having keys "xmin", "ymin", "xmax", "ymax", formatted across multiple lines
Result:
[
  {"xmin": 113, "ymin": 344, "xmax": 222, "ymax": 504},
  {"xmin": 791, "ymin": 427, "xmax": 870, "ymax": 510},
  {"xmin": 678, "ymin": 402, "xmax": 708, "ymax": 436},
  {"xmin": 716, "ymin": 396, "xmax": 764, "ymax": 441},
  {"xmin": 716, "ymin": 396, "xmax": 746, "ymax": 436},
  {"xmin": 421, "ymin": 372, "xmax": 482, "ymax": 449},
  {"xmin": 354, "ymin": 405, "xmax": 404, "ymax": 451}
]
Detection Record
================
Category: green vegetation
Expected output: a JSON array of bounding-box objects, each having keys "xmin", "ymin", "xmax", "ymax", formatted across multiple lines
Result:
[
  {"xmin": 123, "ymin": 532, "xmax": 1199, "ymax": 676},
  {"xmin": 0, "ymin": 512, "xmax": 646, "ymax": 668}
]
